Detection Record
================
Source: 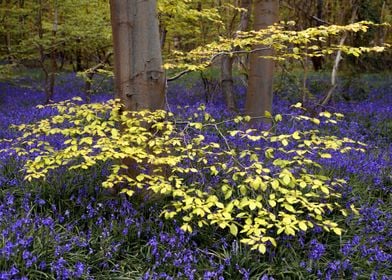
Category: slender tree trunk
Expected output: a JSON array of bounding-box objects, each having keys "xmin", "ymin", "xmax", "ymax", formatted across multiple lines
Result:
[
  {"xmin": 4, "ymin": 0, "xmax": 12, "ymax": 63},
  {"xmin": 221, "ymin": 56, "xmax": 236, "ymax": 110},
  {"xmin": 220, "ymin": 0, "xmax": 251, "ymax": 111},
  {"xmin": 160, "ymin": 27, "xmax": 167, "ymax": 50},
  {"xmin": 238, "ymin": 0, "xmax": 252, "ymax": 83},
  {"xmin": 46, "ymin": 0, "xmax": 58, "ymax": 104},
  {"xmin": 75, "ymin": 37, "xmax": 83, "ymax": 72},
  {"xmin": 36, "ymin": 0, "xmax": 50, "ymax": 103},
  {"xmin": 245, "ymin": 0, "xmax": 279, "ymax": 124},
  {"xmin": 320, "ymin": 2, "xmax": 358, "ymax": 106},
  {"xmin": 110, "ymin": 0, "xmax": 165, "ymax": 111},
  {"xmin": 311, "ymin": 0, "xmax": 324, "ymax": 71}
]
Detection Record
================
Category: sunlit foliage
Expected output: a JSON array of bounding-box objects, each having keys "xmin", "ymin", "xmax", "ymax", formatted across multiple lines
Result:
[
  {"xmin": 1, "ymin": 99, "xmax": 366, "ymax": 253},
  {"xmin": 164, "ymin": 21, "xmax": 390, "ymax": 71}
]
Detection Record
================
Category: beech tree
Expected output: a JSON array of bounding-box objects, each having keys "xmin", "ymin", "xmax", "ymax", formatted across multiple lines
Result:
[
  {"xmin": 245, "ymin": 0, "xmax": 279, "ymax": 123},
  {"xmin": 109, "ymin": 0, "xmax": 166, "ymax": 112}
]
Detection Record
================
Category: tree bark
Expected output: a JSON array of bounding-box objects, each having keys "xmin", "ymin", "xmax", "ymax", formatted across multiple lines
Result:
[
  {"xmin": 245, "ymin": 0, "xmax": 279, "ymax": 124},
  {"xmin": 220, "ymin": 0, "xmax": 252, "ymax": 111},
  {"xmin": 311, "ymin": 0, "xmax": 324, "ymax": 71},
  {"xmin": 221, "ymin": 55, "xmax": 236, "ymax": 110},
  {"xmin": 109, "ymin": 0, "xmax": 166, "ymax": 195},
  {"xmin": 75, "ymin": 37, "xmax": 83, "ymax": 72},
  {"xmin": 4, "ymin": 0, "xmax": 13, "ymax": 63},
  {"xmin": 46, "ymin": 0, "xmax": 58, "ymax": 104},
  {"xmin": 110, "ymin": 0, "xmax": 165, "ymax": 112}
]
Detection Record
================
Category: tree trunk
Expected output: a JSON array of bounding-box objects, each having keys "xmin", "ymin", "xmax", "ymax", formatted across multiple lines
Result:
[
  {"xmin": 320, "ymin": 2, "xmax": 358, "ymax": 106},
  {"xmin": 221, "ymin": 55, "xmax": 236, "ymax": 110},
  {"xmin": 109, "ymin": 0, "xmax": 166, "ymax": 196},
  {"xmin": 220, "ymin": 0, "xmax": 252, "ymax": 111},
  {"xmin": 245, "ymin": 0, "xmax": 279, "ymax": 124},
  {"xmin": 160, "ymin": 27, "xmax": 167, "ymax": 50},
  {"xmin": 110, "ymin": 0, "xmax": 165, "ymax": 112},
  {"xmin": 311, "ymin": 0, "xmax": 324, "ymax": 71},
  {"xmin": 75, "ymin": 37, "xmax": 83, "ymax": 72},
  {"xmin": 36, "ymin": 0, "xmax": 50, "ymax": 103},
  {"xmin": 46, "ymin": 0, "xmax": 58, "ymax": 104},
  {"xmin": 4, "ymin": 0, "xmax": 13, "ymax": 63}
]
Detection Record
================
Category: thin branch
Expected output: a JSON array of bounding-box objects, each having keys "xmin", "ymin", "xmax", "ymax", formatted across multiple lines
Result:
[
  {"xmin": 167, "ymin": 46, "xmax": 271, "ymax": 82},
  {"xmin": 167, "ymin": 69, "xmax": 192, "ymax": 82},
  {"xmin": 311, "ymin": 16, "xmax": 330, "ymax": 25},
  {"xmin": 319, "ymin": 3, "xmax": 358, "ymax": 106}
]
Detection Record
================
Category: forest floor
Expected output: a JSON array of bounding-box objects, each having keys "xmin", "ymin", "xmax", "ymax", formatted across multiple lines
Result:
[{"xmin": 0, "ymin": 72, "xmax": 391, "ymax": 279}]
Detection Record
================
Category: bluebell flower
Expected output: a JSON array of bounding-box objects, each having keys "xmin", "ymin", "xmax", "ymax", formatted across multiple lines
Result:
[{"xmin": 309, "ymin": 239, "xmax": 326, "ymax": 261}]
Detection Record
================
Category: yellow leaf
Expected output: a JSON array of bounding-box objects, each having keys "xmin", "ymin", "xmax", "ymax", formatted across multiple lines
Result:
[
  {"xmin": 282, "ymin": 175, "xmax": 291, "ymax": 186},
  {"xmin": 230, "ymin": 224, "xmax": 238, "ymax": 236},
  {"xmin": 111, "ymin": 128, "xmax": 119, "ymax": 138},
  {"xmin": 333, "ymin": 227, "xmax": 342, "ymax": 236},
  {"xmin": 285, "ymin": 226, "xmax": 296, "ymax": 236},
  {"xmin": 311, "ymin": 118, "xmax": 320, "ymax": 125},
  {"xmin": 264, "ymin": 111, "xmax": 272, "ymax": 118},
  {"xmin": 320, "ymin": 186, "xmax": 330, "ymax": 195},
  {"xmin": 250, "ymin": 176, "xmax": 262, "ymax": 190},
  {"xmin": 268, "ymin": 200, "xmax": 276, "ymax": 207},
  {"xmin": 271, "ymin": 180, "xmax": 279, "ymax": 189},
  {"xmin": 224, "ymin": 189, "xmax": 233, "ymax": 200},
  {"xmin": 292, "ymin": 102, "xmax": 302, "ymax": 108},
  {"xmin": 292, "ymin": 131, "xmax": 300, "ymax": 140},
  {"xmin": 258, "ymin": 244, "xmax": 267, "ymax": 254},
  {"xmin": 320, "ymin": 111, "xmax": 331, "ymax": 118},
  {"xmin": 249, "ymin": 201, "xmax": 257, "ymax": 210},
  {"xmin": 320, "ymin": 153, "xmax": 332, "ymax": 159},
  {"xmin": 298, "ymin": 221, "xmax": 308, "ymax": 231},
  {"xmin": 180, "ymin": 223, "xmax": 192, "ymax": 233},
  {"xmin": 284, "ymin": 204, "xmax": 296, "ymax": 213},
  {"xmin": 120, "ymin": 189, "xmax": 134, "ymax": 196},
  {"xmin": 210, "ymin": 166, "xmax": 219, "ymax": 176},
  {"xmin": 239, "ymin": 185, "xmax": 247, "ymax": 195}
]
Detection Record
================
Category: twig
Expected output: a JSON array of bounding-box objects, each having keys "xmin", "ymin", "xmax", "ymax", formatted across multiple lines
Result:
[
  {"xmin": 167, "ymin": 69, "xmax": 192, "ymax": 82},
  {"xmin": 167, "ymin": 47, "xmax": 271, "ymax": 82}
]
